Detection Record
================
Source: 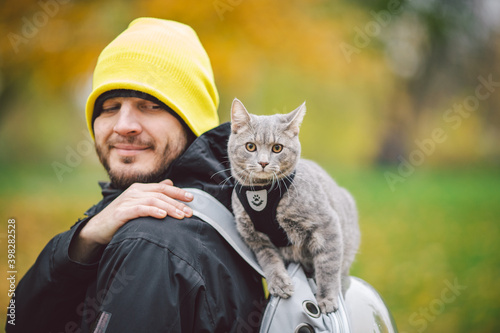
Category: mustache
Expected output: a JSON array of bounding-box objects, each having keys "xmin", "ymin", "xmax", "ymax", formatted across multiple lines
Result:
[{"xmin": 107, "ymin": 136, "xmax": 156, "ymax": 149}]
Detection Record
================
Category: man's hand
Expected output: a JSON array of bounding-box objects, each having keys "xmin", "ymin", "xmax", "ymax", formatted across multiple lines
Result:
[{"xmin": 69, "ymin": 179, "xmax": 193, "ymax": 263}]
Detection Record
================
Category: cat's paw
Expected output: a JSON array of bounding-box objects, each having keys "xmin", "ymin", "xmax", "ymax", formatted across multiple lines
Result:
[
  {"xmin": 267, "ymin": 273, "xmax": 294, "ymax": 298},
  {"xmin": 317, "ymin": 296, "xmax": 338, "ymax": 314}
]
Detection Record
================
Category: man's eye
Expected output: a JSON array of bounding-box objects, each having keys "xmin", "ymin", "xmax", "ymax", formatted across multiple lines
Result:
[
  {"xmin": 144, "ymin": 104, "xmax": 163, "ymax": 111},
  {"xmin": 101, "ymin": 106, "xmax": 119, "ymax": 113}
]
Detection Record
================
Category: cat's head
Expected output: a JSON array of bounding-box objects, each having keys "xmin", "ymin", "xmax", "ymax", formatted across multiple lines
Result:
[{"xmin": 228, "ymin": 98, "xmax": 306, "ymax": 186}]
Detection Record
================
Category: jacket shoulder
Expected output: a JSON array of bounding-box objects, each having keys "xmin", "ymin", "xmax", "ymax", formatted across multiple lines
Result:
[
  {"xmin": 100, "ymin": 214, "xmax": 265, "ymax": 331},
  {"xmin": 108, "ymin": 215, "xmax": 213, "ymax": 263}
]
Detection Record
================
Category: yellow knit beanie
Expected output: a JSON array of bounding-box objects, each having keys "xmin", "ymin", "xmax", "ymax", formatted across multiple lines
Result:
[{"xmin": 85, "ymin": 18, "xmax": 219, "ymax": 139}]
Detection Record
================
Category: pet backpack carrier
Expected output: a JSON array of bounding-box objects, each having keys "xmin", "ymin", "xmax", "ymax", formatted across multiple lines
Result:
[{"xmin": 185, "ymin": 188, "xmax": 398, "ymax": 333}]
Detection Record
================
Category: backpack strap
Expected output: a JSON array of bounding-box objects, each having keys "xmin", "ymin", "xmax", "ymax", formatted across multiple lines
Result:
[
  {"xmin": 184, "ymin": 188, "xmax": 359, "ymax": 333},
  {"xmin": 183, "ymin": 188, "xmax": 265, "ymax": 277}
]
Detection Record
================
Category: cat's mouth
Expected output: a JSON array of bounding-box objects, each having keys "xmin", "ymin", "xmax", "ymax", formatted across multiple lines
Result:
[
  {"xmin": 249, "ymin": 169, "xmax": 286, "ymax": 182},
  {"xmin": 252, "ymin": 171, "xmax": 272, "ymax": 179}
]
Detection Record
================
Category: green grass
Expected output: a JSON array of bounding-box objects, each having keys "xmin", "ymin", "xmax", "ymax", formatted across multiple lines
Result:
[
  {"xmin": 331, "ymin": 165, "xmax": 500, "ymax": 333},
  {"xmin": 1, "ymin": 164, "xmax": 499, "ymax": 332}
]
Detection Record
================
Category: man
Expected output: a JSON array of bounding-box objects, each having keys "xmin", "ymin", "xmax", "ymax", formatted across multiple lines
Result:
[{"xmin": 8, "ymin": 18, "xmax": 265, "ymax": 333}]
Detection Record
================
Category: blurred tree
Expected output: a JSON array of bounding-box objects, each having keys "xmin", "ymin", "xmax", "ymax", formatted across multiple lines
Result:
[
  {"xmin": 352, "ymin": 0, "xmax": 500, "ymax": 164},
  {"xmin": 1, "ymin": 0, "xmax": 390, "ymax": 167},
  {"xmin": 1, "ymin": 0, "xmax": 498, "ymax": 168}
]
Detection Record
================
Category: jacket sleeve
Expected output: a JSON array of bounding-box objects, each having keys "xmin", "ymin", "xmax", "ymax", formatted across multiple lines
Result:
[
  {"xmin": 86, "ymin": 235, "xmax": 217, "ymax": 333},
  {"xmin": 6, "ymin": 218, "xmax": 100, "ymax": 333},
  {"xmin": 85, "ymin": 215, "xmax": 266, "ymax": 333}
]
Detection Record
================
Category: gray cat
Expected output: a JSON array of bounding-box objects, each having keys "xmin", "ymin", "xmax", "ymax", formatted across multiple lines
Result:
[{"xmin": 228, "ymin": 98, "xmax": 360, "ymax": 313}]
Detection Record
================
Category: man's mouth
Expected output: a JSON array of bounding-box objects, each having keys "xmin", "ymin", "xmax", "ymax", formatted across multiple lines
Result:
[{"xmin": 111, "ymin": 144, "xmax": 151, "ymax": 156}]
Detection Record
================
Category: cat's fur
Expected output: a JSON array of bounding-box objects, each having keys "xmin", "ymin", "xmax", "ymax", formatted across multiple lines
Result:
[{"xmin": 228, "ymin": 98, "xmax": 360, "ymax": 313}]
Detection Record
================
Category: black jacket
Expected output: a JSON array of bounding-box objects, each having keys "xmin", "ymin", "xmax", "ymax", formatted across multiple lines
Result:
[{"xmin": 7, "ymin": 123, "xmax": 266, "ymax": 333}]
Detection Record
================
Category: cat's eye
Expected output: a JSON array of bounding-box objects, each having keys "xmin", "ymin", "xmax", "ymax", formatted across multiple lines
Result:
[
  {"xmin": 246, "ymin": 143, "xmax": 256, "ymax": 152},
  {"xmin": 272, "ymin": 144, "xmax": 283, "ymax": 153}
]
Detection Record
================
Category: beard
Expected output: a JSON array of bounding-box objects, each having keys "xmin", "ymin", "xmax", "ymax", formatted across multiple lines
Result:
[{"xmin": 96, "ymin": 134, "xmax": 188, "ymax": 190}]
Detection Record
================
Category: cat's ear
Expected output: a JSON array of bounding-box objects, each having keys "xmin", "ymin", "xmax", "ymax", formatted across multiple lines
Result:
[
  {"xmin": 231, "ymin": 98, "xmax": 252, "ymax": 133},
  {"xmin": 285, "ymin": 102, "xmax": 306, "ymax": 136}
]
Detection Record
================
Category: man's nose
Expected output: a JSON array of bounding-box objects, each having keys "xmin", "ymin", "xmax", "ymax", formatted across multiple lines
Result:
[{"xmin": 113, "ymin": 105, "xmax": 142, "ymax": 136}]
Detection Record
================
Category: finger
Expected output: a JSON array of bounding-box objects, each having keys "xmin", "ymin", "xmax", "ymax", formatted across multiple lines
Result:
[
  {"xmin": 152, "ymin": 193, "xmax": 193, "ymax": 218},
  {"xmin": 136, "ymin": 196, "xmax": 187, "ymax": 220},
  {"xmin": 127, "ymin": 182, "xmax": 193, "ymax": 202},
  {"xmin": 121, "ymin": 184, "xmax": 193, "ymax": 217},
  {"xmin": 130, "ymin": 205, "xmax": 168, "ymax": 220},
  {"xmin": 156, "ymin": 183, "xmax": 194, "ymax": 202},
  {"xmin": 160, "ymin": 179, "xmax": 174, "ymax": 186}
]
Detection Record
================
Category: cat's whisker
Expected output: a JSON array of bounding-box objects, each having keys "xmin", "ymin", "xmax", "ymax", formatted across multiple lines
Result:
[
  {"xmin": 233, "ymin": 168, "xmax": 251, "ymax": 193},
  {"xmin": 278, "ymin": 171, "xmax": 299, "ymax": 200},
  {"xmin": 232, "ymin": 167, "xmax": 251, "ymax": 185},
  {"xmin": 218, "ymin": 174, "xmax": 232, "ymax": 184},
  {"xmin": 269, "ymin": 172, "xmax": 276, "ymax": 192},
  {"xmin": 239, "ymin": 176, "xmax": 248, "ymax": 193},
  {"xmin": 249, "ymin": 172, "xmax": 257, "ymax": 191},
  {"xmin": 218, "ymin": 175, "xmax": 236, "ymax": 189},
  {"xmin": 239, "ymin": 172, "xmax": 252, "ymax": 193},
  {"xmin": 214, "ymin": 173, "xmax": 236, "ymax": 189},
  {"xmin": 281, "ymin": 174, "xmax": 292, "ymax": 199},
  {"xmin": 219, "ymin": 169, "xmax": 245, "ymax": 187},
  {"xmin": 273, "ymin": 172, "xmax": 284, "ymax": 197},
  {"xmin": 211, "ymin": 167, "xmax": 233, "ymax": 179},
  {"xmin": 219, "ymin": 167, "xmax": 249, "ymax": 190}
]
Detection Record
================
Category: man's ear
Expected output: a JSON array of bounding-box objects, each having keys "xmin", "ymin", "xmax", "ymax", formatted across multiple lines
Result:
[
  {"xmin": 231, "ymin": 98, "xmax": 252, "ymax": 133},
  {"xmin": 285, "ymin": 102, "xmax": 306, "ymax": 136}
]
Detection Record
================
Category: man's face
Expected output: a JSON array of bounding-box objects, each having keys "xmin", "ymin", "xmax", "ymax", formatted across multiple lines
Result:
[{"xmin": 94, "ymin": 97, "xmax": 189, "ymax": 189}]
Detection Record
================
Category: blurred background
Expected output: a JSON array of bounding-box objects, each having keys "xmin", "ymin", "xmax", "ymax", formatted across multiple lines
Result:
[{"xmin": 1, "ymin": 0, "xmax": 499, "ymax": 331}]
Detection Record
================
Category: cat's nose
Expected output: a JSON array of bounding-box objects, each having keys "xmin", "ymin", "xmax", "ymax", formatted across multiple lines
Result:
[{"xmin": 258, "ymin": 162, "xmax": 269, "ymax": 169}]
